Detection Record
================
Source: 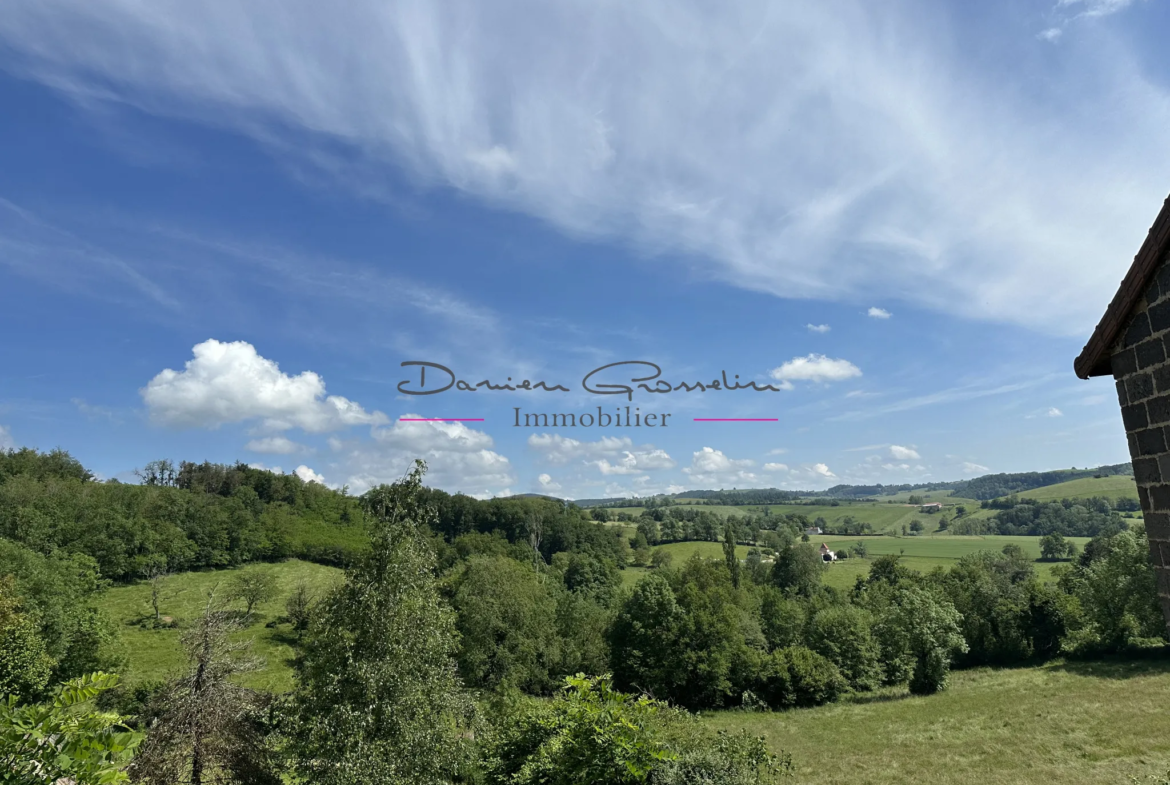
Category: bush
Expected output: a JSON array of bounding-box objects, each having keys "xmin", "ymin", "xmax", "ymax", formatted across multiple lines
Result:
[
  {"xmin": 806, "ymin": 605, "xmax": 881, "ymax": 691},
  {"xmin": 755, "ymin": 646, "xmax": 845, "ymax": 709},
  {"xmin": 482, "ymin": 675, "xmax": 792, "ymax": 785}
]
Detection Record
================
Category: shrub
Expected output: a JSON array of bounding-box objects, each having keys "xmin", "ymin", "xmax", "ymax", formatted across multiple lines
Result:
[
  {"xmin": 755, "ymin": 646, "xmax": 845, "ymax": 709},
  {"xmin": 806, "ymin": 605, "xmax": 881, "ymax": 691}
]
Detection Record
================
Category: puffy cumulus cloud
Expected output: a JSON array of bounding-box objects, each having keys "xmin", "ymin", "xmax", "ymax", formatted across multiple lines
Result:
[
  {"xmin": 889, "ymin": 444, "xmax": 920, "ymax": 460},
  {"xmin": 592, "ymin": 449, "xmax": 676, "ymax": 476},
  {"xmin": 867, "ymin": 307, "xmax": 891, "ymax": 319},
  {"xmin": 294, "ymin": 465, "xmax": 328, "ymax": 485},
  {"xmin": 536, "ymin": 473, "xmax": 562, "ymax": 493},
  {"xmin": 807, "ymin": 323, "xmax": 831, "ymax": 333},
  {"xmin": 769, "ymin": 354, "xmax": 862, "ymax": 390},
  {"xmin": 343, "ymin": 415, "xmax": 515, "ymax": 496},
  {"xmin": 811, "ymin": 463, "xmax": 836, "ymax": 479},
  {"xmin": 142, "ymin": 340, "xmax": 387, "ymax": 433},
  {"xmin": 527, "ymin": 433, "xmax": 635, "ymax": 464},
  {"xmin": 962, "ymin": 461, "xmax": 989, "ymax": 474},
  {"xmin": 245, "ymin": 436, "xmax": 311, "ymax": 455},
  {"xmin": 683, "ymin": 447, "xmax": 758, "ymax": 486},
  {"xmin": 0, "ymin": 425, "xmax": 13, "ymax": 450},
  {"xmin": 763, "ymin": 462, "xmax": 789, "ymax": 472}
]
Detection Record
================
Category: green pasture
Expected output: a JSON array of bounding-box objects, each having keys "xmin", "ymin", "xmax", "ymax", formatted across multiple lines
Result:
[
  {"xmin": 95, "ymin": 559, "xmax": 342, "ymax": 692},
  {"xmin": 632, "ymin": 534, "xmax": 1088, "ymax": 591},
  {"xmin": 707, "ymin": 657, "xmax": 1170, "ymax": 785},
  {"xmin": 1013, "ymin": 474, "xmax": 1139, "ymax": 502}
]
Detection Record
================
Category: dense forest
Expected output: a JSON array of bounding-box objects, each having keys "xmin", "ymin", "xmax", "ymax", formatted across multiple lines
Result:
[{"xmin": 0, "ymin": 447, "xmax": 1163, "ymax": 783}]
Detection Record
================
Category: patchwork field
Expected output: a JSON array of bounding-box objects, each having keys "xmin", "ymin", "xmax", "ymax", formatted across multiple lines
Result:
[{"xmin": 707, "ymin": 657, "xmax": 1170, "ymax": 785}]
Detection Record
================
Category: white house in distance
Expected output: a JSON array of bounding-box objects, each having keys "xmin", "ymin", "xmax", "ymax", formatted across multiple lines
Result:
[
  {"xmin": 919, "ymin": 502, "xmax": 943, "ymax": 513},
  {"xmin": 820, "ymin": 543, "xmax": 837, "ymax": 562}
]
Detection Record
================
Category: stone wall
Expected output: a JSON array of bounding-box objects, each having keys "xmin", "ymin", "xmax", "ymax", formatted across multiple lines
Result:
[{"xmin": 1111, "ymin": 258, "xmax": 1170, "ymax": 630}]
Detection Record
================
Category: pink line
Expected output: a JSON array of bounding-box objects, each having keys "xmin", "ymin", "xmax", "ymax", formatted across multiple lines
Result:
[
  {"xmin": 399, "ymin": 418, "xmax": 485, "ymax": 422},
  {"xmin": 694, "ymin": 418, "xmax": 778, "ymax": 421}
]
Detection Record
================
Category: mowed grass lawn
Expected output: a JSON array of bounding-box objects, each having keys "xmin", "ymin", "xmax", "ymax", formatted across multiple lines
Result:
[
  {"xmin": 96, "ymin": 559, "xmax": 342, "ymax": 692},
  {"xmin": 706, "ymin": 657, "xmax": 1170, "ymax": 785}
]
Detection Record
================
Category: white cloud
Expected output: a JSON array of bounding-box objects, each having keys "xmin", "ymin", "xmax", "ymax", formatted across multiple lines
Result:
[
  {"xmin": 1038, "ymin": 27, "xmax": 1063, "ymax": 42},
  {"xmin": 0, "ymin": 425, "xmax": 13, "ymax": 450},
  {"xmin": 527, "ymin": 433, "xmax": 634, "ymax": 464},
  {"xmin": 769, "ymin": 354, "xmax": 862, "ymax": 388},
  {"xmin": 867, "ymin": 307, "xmax": 891, "ymax": 319},
  {"xmin": 71, "ymin": 398, "xmax": 121, "ymax": 423},
  {"xmin": 962, "ymin": 462, "xmax": 989, "ymax": 474},
  {"xmin": 889, "ymin": 444, "xmax": 920, "ymax": 460},
  {"xmin": 1057, "ymin": 0, "xmax": 1138, "ymax": 20},
  {"xmin": 343, "ymin": 415, "xmax": 515, "ymax": 496},
  {"xmin": 1047, "ymin": 407, "xmax": 1064, "ymax": 417},
  {"xmin": 245, "ymin": 436, "xmax": 311, "ymax": 455},
  {"xmin": 763, "ymin": 462, "xmax": 789, "ymax": 472},
  {"xmin": 142, "ymin": 340, "xmax": 387, "ymax": 433},
  {"xmin": 593, "ymin": 449, "xmax": 677, "ymax": 475},
  {"xmin": 807, "ymin": 323, "xmax": 831, "ymax": 333},
  {"xmin": 811, "ymin": 463, "xmax": 836, "ymax": 479},
  {"xmin": 683, "ymin": 447, "xmax": 758, "ymax": 486},
  {"xmin": 537, "ymin": 473, "xmax": 562, "ymax": 493},
  {"xmin": 294, "ymin": 464, "xmax": 327, "ymax": 485},
  {"xmin": 766, "ymin": 448, "xmax": 788, "ymax": 455},
  {"xmin": 4, "ymin": 1, "xmax": 1168, "ymax": 334}
]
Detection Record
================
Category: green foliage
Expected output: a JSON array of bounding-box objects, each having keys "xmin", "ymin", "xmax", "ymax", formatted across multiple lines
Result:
[
  {"xmin": 610, "ymin": 574, "xmax": 684, "ymax": 700},
  {"xmin": 758, "ymin": 588, "xmax": 806, "ymax": 651},
  {"xmin": 450, "ymin": 555, "xmax": 564, "ymax": 693},
  {"xmin": 0, "ymin": 539, "xmax": 124, "ymax": 687},
  {"xmin": 287, "ymin": 461, "xmax": 476, "ymax": 785},
  {"xmin": 770, "ymin": 544, "xmax": 824, "ymax": 597},
  {"xmin": 883, "ymin": 587, "xmax": 968, "ymax": 695},
  {"xmin": 650, "ymin": 549, "xmax": 673, "ymax": 569},
  {"xmin": 227, "ymin": 569, "xmax": 277, "ymax": 617},
  {"xmin": 0, "ymin": 577, "xmax": 53, "ymax": 700},
  {"xmin": 1058, "ymin": 529, "xmax": 1166, "ymax": 655},
  {"xmin": 1039, "ymin": 532, "xmax": 1077, "ymax": 561},
  {"xmin": 755, "ymin": 646, "xmax": 846, "ymax": 709},
  {"xmin": 0, "ymin": 671, "xmax": 142, "ymax": 784},
  {"xmin": 482, "ymin": 674, "xmax": 790, "ymax": 785},
  {"xmin": 805, "ymin": 605, "xmax": 881, "ymax": 691}
]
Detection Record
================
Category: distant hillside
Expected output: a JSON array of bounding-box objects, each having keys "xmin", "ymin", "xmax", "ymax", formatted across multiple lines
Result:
[
  {"xmin": 569, "ymin": 462, "xmax": 1133, "ymax": 507},
  {"xmin": 1013, "ymin": 474, "xmax": 1139, "ymax": 503}
]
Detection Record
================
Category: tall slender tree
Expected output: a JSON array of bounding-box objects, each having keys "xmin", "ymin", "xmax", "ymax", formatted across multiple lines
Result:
[{"xmin": 286, "ymin": 460, "xmax": 476, "ymax": 785}]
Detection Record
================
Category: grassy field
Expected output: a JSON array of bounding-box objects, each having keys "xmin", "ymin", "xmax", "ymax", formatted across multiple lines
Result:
[
  {"xmin": 1015, "ymin": 474, "xmax": 1139, "ymax": 502},
  {"xmin": 96, "ymin": 559, "xmax": 342, "ymax": 692},
  {"xmin": 607, "ymin": 502, "xmax": 951, "ymax": 535},
  {"xmin": 628, "ymin": 534, "xmax": 1089, "ymax": 590},
  {"xmin": 706, "ymin": 657, "xmax": 1170, "ymax": 784}
]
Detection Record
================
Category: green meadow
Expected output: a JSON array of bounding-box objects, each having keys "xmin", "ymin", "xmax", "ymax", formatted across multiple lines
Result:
[
  {"xmin": 706, "ymin": 658, "xmax": 1170, "ymax": 785},
  {"xmin": 1014, "ymin": 474, "xmax": 1139, "ymax": 502},
  {"xmin": 95, "ymin": 559, "xmax": 342, "ymax": 692},
  {"xmin": 625, "ymin": 533, "xmax": 1086, "ymax": 590}
]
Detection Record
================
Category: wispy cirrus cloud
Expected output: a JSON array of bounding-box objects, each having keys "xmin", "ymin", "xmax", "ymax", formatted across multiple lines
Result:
[{"xmin": 1, "ymin": 1, "xmax": 1167, "ymax": 335}]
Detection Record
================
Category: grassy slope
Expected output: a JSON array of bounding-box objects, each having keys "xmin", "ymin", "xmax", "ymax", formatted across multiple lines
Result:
[
  {"xmin": 96, "ymin": 559, "xmax": 342, "ymax": 692},
  {"xmin": 706, "ymin": 658, "xmax": 1170, "ymax": 785},
  {"xmin": 1015, "ymin": 474, "xmax": 1139, "ymax": 502}
]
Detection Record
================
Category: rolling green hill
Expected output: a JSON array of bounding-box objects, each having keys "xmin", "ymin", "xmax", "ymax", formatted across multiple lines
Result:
[{"xmin": 1015, "ymin": 474, "xmax": 1139, "ymax": 502}]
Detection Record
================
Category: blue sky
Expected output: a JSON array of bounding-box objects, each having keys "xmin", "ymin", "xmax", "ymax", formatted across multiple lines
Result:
[{"xmin": 1, "ymin": 0, "xmax": 1168, "ymax": 499}]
